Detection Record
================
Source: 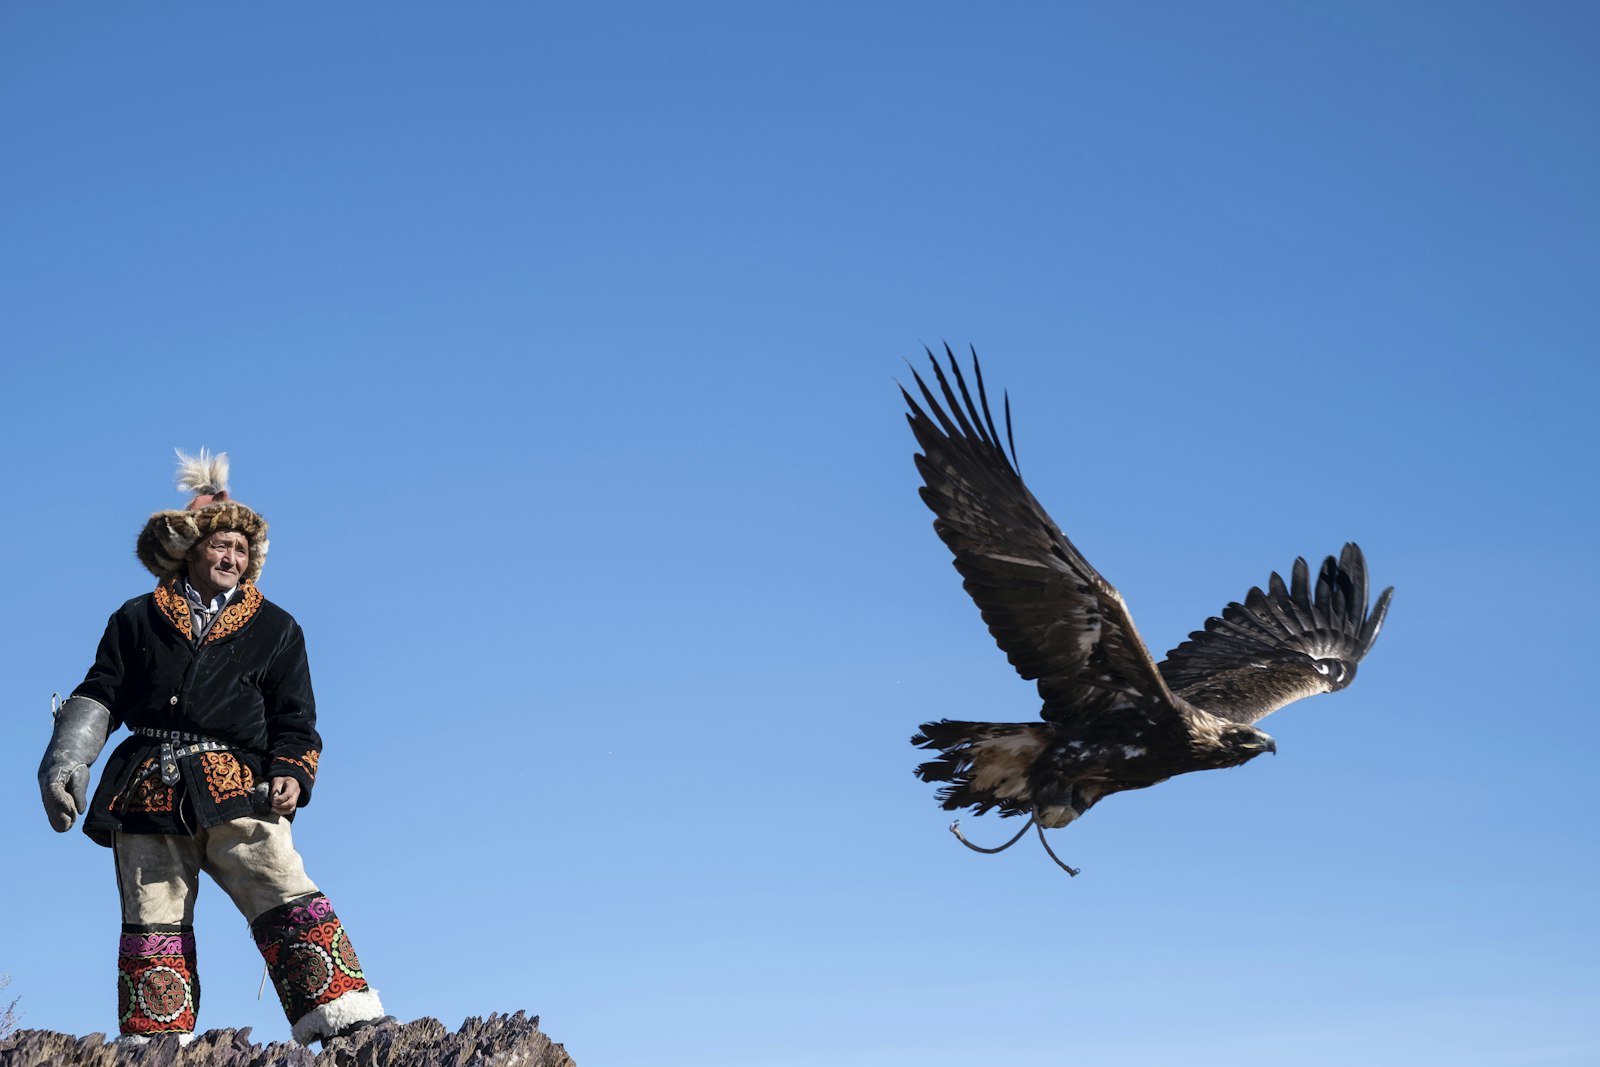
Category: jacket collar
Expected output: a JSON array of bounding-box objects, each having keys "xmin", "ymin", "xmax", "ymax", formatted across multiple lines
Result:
[{"xmin": 153, "ymin": 577, "xmax": 263, "ymax": 644}]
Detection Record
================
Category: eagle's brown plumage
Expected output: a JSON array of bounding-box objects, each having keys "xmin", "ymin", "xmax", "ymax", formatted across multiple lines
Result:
[{"xmin": 904, "ymin": 347, "xmax": 1393, "ymax": 872}]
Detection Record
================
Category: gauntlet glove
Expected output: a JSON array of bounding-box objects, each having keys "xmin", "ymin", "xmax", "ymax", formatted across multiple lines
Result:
[{"xmin": 38, "ymin": 695, "xmax": 112, "ymax": 832}]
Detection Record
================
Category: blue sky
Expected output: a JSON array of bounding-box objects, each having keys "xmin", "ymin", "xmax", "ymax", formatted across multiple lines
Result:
[{"xmin": 1, "ymin": 3, "xmax": 1596, "ymax": 1064}]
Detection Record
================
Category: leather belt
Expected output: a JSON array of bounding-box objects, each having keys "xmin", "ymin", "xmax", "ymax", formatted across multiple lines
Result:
[
  {"xmin": 132, "ymin": 726, "xmax": 233, "ymax": 786},
  {"xmin": 133, "ymin": 726, "xmax": 222, "ymax": 744}
]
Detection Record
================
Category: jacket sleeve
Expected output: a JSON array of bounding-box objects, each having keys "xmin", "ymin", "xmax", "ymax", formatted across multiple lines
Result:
[
  {"xmin": 71, "ymin": 610, "xmax": 129, "ymax": 731},
  {"xmin": 261, "ymin": 618, "xmax": 323, "ymax": 807}
]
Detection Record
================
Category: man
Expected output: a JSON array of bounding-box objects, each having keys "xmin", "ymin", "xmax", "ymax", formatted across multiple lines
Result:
[{"xmin": 37, "ymin": 450, "xmax": 390, "ymax": 1047}]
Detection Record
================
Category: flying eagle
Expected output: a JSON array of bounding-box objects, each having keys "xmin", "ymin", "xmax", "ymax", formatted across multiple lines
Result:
[{"xmin": 904, "ymin": 348, "xmax": 1393, "ymax": 874}]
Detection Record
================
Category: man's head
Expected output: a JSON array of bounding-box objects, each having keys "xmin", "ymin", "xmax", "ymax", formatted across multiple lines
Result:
[
  {"xmin": 186, "ymin": 529, "xmax": 251, "ymax": 599},
  {"xmin": 137, "ymin": 450, "xmax": 269, "ymax": 584}
]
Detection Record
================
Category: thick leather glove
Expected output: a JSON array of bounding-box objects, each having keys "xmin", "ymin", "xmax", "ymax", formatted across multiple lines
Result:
[{"xmin": 38, "ymin": 695, "xmax": 112, "ymax": 832}]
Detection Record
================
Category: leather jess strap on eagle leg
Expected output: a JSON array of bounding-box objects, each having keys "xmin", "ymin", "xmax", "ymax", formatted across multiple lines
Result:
[{"xmin": 948, "ymin": 817, "xmax": 1081, "ymax": 877}]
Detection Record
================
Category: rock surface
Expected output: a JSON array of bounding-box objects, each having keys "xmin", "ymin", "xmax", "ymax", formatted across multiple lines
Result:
[{"xmin": 0, "ymin": 1012, "xmax": 574, "ymax": 1067}]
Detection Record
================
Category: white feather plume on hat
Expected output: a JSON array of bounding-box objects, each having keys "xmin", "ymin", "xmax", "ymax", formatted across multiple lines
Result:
[{"xmin": 175, "ymin": 448, "xmax": 230, "ymax": 497}]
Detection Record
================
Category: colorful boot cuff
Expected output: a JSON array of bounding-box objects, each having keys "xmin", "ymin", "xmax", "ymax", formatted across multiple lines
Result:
[
  {"xmin": 251, "ymin": 892, "xmax": 371, "ymax": 1035},
  {"xmin": 118, "ymin": 924, "xmax": 199, "ymax": 1037}
]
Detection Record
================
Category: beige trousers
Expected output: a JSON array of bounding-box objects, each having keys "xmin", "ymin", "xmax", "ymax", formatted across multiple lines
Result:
[{"xmin": 115, "ymin": 815, "xmax": 319, "ymax": 925}]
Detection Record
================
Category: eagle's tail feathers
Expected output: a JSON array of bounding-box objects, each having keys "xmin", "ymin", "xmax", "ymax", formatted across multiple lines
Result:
[{"xmin": 912, "ymin": 719, "xmax": 1047, "ymax": 818}]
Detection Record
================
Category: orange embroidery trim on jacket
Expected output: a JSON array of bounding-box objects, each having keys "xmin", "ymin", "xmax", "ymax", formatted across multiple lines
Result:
[
  {"xmin": 152, "ymin": 580, "xmax": 192, "ymax": 638},
  {"xmin": 200, "ymin": 751, "xmax": 255, "ymax": 803},
  {"xmin": 276, "ymin": 751, "xmax": 319, "ymax": 783},
  {"xmin": 111, "ymin": 759, "xmax": 175, "ymax": 814},
  {"xmin": 152, "ymin": 579, "xmax": 262, "ymax": 642},
  {"xmin": 204, "ymin": 583, "xmax": 262, "ymax": 644}
]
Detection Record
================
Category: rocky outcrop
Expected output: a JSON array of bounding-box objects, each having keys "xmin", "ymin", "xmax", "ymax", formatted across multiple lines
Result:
[{"xmin": 0, "ymin": 1012, "xmax": 573, "ymax": 1067}]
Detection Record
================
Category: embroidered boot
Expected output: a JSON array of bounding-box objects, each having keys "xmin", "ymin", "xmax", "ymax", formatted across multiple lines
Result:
[
  {"xmin": 251, "ymin": 892, "xmax": 385, "ymax": 1046},
  {"xmin": 118, "ymin": 924, "xmax": 198, "ymax": 1041}
]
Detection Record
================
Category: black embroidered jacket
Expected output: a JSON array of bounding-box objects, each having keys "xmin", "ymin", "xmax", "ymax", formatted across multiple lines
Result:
[{"xmin": 75, "ymin": 578, "xmax": 323, "ymax": 846}]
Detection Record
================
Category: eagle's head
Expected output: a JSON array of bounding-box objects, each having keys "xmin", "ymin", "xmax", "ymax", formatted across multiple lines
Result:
[{"xmin": 1204, "ymin": 722, "xmax": 1278, "ymax": 768}]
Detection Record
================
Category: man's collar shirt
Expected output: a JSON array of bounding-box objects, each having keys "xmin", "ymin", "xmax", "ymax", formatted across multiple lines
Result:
[{"xmin": 183, "ymin": 578, "xmax": 239, "ymax": 642}]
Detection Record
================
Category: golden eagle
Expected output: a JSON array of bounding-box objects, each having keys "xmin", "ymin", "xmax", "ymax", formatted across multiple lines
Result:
[{"xmin": 905, "ymin": 348, "xmax": 1393, "ymax": 874}]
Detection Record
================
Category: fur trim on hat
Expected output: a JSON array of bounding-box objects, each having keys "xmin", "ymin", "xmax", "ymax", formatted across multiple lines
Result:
[{"xmin": 136, "ymin": 450, "xmax": 269, "ymax": 582}]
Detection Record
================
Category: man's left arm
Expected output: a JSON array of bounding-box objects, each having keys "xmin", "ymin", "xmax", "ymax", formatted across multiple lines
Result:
[{"xmin": 261, "ymin": 619, "xmax": 323, "ymax": 813}]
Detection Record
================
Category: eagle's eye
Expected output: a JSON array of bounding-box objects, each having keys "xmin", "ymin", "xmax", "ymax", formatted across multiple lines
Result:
[{"xmin": 1314, "ymin": 661, "xmax": 1331, "ymax": 676}]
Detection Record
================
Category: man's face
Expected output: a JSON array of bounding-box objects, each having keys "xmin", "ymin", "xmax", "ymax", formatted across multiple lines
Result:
[{"xmin": 188, "ymin": 530, "xmax": 250, "ymax": 594}]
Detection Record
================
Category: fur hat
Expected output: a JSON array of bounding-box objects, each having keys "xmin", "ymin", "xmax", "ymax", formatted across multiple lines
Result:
[{"xmin": 135, "ymin": 449, "xmax": 269, "ymax": 582}]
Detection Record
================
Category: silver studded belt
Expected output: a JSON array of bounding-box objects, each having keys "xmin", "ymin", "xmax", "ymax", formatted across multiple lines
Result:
[{"xmin": 132, "ymin": 726, "xmax": 233, "ymax": 786}]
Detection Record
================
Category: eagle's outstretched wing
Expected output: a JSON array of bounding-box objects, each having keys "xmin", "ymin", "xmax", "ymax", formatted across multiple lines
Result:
[
  {"xmin": 1157, "ymin": 544, "xmax": 1394, "ymax": 724},
  {"xmin": 903, "ymin": 346, "xmax": 1192, "ymax": 727}
]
